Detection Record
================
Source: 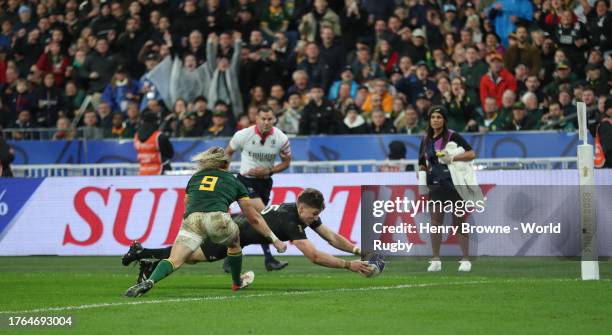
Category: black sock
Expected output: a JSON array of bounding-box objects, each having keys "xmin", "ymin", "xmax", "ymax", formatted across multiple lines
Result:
[
  {"xmin": 261, "ymin": 244, "xmax": 274, "ymax": 262},
  {"xmin": 139, "ymin": 246, "xmax": 172, "ymax": 260}
]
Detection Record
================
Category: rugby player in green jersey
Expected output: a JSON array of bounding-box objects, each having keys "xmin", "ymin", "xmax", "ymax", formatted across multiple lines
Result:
[
  {"xmin": 124, "ymin": 147, "xmax": 287, "ymax": 297},
  {"xmin": 123, "ymin": 188, "xmax": 374, "ymax": 281}
]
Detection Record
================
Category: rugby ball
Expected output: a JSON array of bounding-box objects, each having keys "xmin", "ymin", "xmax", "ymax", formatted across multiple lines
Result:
[{"xmin": 363, "ymin": 253, "xmax": 385, "ymax": 278}]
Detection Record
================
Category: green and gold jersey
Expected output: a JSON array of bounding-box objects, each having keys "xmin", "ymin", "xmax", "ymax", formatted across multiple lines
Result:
[
  {"xmin": 477, "ymin": 113, "xmax": 506, "ymax": 132},
  {"xmin": 184, "ymin": 169, "xmax": 249, "ymax": 218}
]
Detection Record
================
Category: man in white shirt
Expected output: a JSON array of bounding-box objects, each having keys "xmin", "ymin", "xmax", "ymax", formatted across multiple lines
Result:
[{"xmin": 225, "ymin": 106, "xmax": 292, "ymax": 271}]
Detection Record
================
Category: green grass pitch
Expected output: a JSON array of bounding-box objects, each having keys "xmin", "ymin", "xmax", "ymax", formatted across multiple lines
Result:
[{"xmin": 0, "ymin": 256, "xmax": 611, "ymax": 334}]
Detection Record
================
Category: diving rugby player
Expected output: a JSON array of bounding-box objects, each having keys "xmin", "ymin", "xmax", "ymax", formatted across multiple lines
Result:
[
  {"xmin": 123, "ymin": 188, "xmax": 373, "ymax": 282},
  {"xmin": 124, "ymin": 147, "xmax": 286, "ymax": 297}
]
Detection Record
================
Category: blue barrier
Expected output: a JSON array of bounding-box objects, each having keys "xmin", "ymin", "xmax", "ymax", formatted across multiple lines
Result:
[{"xmin": 8, "ymin": 131, "xmax": 580, "ymax": 164}]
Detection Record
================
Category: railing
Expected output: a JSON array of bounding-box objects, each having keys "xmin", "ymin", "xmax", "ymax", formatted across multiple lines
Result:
[{"xmin": 9, "ymin": 157, "xmax": 578, "ymax": 177}]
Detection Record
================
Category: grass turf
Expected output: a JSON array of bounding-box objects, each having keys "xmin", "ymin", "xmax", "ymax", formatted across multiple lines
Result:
[{"xmin": 0, "ymin": 256, "xmax": 611, "ymax": 334}]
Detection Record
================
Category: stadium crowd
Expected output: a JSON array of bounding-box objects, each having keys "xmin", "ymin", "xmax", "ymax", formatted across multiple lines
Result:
[{"xmin": 0, "ymin": 0, "xmax": 610, "ymax": 140}]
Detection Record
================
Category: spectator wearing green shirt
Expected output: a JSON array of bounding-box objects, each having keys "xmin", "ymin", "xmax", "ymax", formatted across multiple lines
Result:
[
  {"xmin": 461, "ymin": 44, "xmax": 488, "ymax": 105},
  {"xmin": 543, "ymin": 62, "xmax": 577, "ymax": 100},
  {"xmin": 478, "ymin": 96, "xmax": 505, "ymax": 132},
  {"xmin": 261, "ymin": 0, "xmax": 289, "ymax": 40},
  {"xmin": 444, "ymin": 77, "xmax": 479, "ymax": 132},
  {"xmin": 503, "ymin": 102, "xmax": 537, "ymax": 131}
]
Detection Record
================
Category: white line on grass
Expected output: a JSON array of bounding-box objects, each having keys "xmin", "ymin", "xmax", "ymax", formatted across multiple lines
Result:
[
  {"xmin": 0, "ymin": 280, "xmax": 489, "ymax": 314},
  {"xmin": 2, "ymin": 278, "xmax": 596, "ymax": 314}
]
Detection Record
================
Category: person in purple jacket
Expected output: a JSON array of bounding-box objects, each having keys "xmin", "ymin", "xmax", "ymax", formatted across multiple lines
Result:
[{"xmin": 418, "ymin": 106, "xmax": 476, "ymax": 273}]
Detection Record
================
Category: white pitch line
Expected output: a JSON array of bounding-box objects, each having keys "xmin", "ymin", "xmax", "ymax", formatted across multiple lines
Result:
[{"xmin": 0, "ymin": 280, "xmax": 489, "ymax": 315}]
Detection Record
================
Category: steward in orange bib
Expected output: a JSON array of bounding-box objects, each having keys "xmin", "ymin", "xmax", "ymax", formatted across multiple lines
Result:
[
  {"xmin": 590, "ymin": 98, "xmax": 612, "ymax": 169},
  {"xmin": 134, "ymin": 112, "xmax": 174, "ymax": 175}
]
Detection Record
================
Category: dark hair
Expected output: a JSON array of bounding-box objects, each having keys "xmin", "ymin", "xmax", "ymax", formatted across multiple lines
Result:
[
  {"xmin": 388, "ymin": 140, "xmax": 407, "ymax": 160},
  {"xmin": 485, "ymin": 32, "xmax": 501, "ymax": 43},
  {"xmin": 287, "ymin": 91, "xmax": 301, "ymax": 100},
  {"xmin": 388, "ymin": 14, "xmax": 401, "ymax": 22},
  {"xmin": 257, "ymin": 105, "xmax": 273, "ymax": 114},
  {"xmin": 194, "ymin": 95, "xmax": 207, "ymax": 103},
  {"xmin": 183, "ymin": 52, "xmax": 196, "ymax": 61},
  {"xmin": 420, "ymin": 106, "xmax": 450, "ymax": 161},
  {"xmin": 141, "ymin": 111, "xmax": 158, "ymax": 124},
  {"xmin": 297, "ymin": 188, "xmax": 326, "ymax": 210},
  {"xmin": 346, "ymin": 104, "xmax": 360, "ymax": 113}
]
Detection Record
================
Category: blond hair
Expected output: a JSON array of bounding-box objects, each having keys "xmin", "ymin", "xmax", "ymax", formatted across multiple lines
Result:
[{"xmin": 191, "ymin": 146, "xmax": 230, "ymax": 172}]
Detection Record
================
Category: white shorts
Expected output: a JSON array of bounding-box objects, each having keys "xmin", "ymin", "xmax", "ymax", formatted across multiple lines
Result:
[{"xmin": 174, "ymin": 212, "xmax": 239, "ymax": 251}]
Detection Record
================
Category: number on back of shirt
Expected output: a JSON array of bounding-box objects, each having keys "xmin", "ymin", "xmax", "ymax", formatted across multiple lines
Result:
[{"xmin": 199, "ymin": 176, "xmax": 219, "ymax": 191}]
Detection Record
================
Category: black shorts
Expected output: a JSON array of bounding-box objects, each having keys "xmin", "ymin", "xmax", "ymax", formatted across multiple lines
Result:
[
  {"xmin": 237, "ymin": 174, "xmax": 273, "ymax": 204},
  {"xmin": 200, "ymin": 238, "xmax": 228, "ymax": 262},
  {"xmin": 428, "ymin": 184, "xmax": 462, "ymax": 203},
  {"xmin": 427, "ymin": 167, "xmax": 462, "ymax": 203}
]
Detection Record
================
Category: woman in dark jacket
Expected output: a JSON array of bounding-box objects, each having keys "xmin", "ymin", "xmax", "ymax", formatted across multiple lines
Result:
[{"xmin": 418, "ymin": 106, "xmax": 476, "ymax": 273}]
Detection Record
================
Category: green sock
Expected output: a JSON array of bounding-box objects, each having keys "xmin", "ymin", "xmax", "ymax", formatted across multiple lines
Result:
[
  {"xmin": 227, "ymin": 251, "xmax": 243, "ymax": 286},
  {"xmin": 149, "ymin": 259, "xmax": 175, "ymax": 283}
]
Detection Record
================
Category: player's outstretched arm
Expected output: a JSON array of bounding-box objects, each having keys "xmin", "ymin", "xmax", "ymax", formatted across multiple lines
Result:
[
  {"xmin": 293, "ymin": 239, "xmax": 372, "ymax": 275},
  {"xmin": 238, "ymin": 198, "xmax": 287, "ymax": 253},
  {"xmin": 314, "ymin": 224, "xmax": 361, "ymax": 256}
]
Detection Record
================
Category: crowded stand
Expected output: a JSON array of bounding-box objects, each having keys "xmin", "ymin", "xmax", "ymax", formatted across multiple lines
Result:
[{"xmin": 0, "ymin": 0, "xmax": 609, "ymax": 140}]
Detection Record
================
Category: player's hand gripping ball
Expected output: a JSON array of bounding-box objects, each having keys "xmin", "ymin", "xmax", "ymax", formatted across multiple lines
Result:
[{"xmin": 362, "ymin": 252, "xmax": 385, "ymax": 278}]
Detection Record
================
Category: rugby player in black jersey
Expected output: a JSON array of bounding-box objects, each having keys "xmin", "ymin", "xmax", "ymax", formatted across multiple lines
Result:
[
  {"xmin": 123, "ymin": 147, "xmax": 286, "ymax": 297},
  {"xmin": 122, "ymin": 188, "xmax": 373, "ymax": 282}
]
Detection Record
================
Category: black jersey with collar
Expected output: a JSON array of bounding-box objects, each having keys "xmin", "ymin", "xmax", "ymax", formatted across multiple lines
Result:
[{"xmin": 235, "ymin": 203, "xmax": 323, "ymax": 246}]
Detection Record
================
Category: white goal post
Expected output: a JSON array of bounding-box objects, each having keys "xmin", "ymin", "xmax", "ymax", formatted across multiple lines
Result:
[{"xmin": 577, "ymin": 101, "xmax": 599, "ymax": 280}]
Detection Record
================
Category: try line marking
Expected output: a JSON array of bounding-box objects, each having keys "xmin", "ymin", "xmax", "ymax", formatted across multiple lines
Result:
[{"xmin": 0, "ymin": 280, "xmax": 490, "ymax": 314}]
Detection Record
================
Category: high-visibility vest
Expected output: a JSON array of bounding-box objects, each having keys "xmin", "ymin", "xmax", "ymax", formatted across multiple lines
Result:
[
  {"xmin": 134, "ymin": 131, "xmax": 162, "ymax": 175},
  {"xmin": 594, "ymin": 118, "xmax": 611, "ymax": 168}
]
